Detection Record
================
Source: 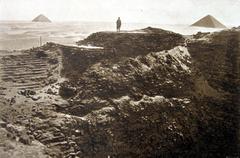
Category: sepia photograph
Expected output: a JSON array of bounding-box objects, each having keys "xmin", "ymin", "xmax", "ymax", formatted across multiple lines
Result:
[{"xmin": 0, "ymin": 0, "xmax": 239, "ymax": 157}]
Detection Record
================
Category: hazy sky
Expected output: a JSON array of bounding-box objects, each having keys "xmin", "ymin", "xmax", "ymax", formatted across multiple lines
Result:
[{"xmin": 0, "ymin": 0, "xmax": 240, "ymax": 25}]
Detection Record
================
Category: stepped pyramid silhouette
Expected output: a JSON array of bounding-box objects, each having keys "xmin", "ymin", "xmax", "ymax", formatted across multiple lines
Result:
[
  {"xmin": 32, "ymin": 14, "xmax": 51, "ymax": 22},
  {"xmin": 191, "ymin": 15, "xmax": 226, "ymax": 28}
]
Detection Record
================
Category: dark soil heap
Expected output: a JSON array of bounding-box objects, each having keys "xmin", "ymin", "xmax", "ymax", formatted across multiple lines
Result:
[
  {"xmin": 77, "ymin": 27, "xmax": 184, "ymax": 57},
  {"xmin": 58, "ymin": 28, "xmax": 239, "ymax": 157}
]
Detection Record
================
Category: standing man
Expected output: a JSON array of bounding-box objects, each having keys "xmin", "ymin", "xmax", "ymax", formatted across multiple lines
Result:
[{"xmin": 116, "ymin": 17, "xmax": 121, "ymax": 32}]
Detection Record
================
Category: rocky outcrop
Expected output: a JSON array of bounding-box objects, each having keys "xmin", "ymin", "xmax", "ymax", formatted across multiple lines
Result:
[
  {"xmin": 60, "ymin": 46, "xmax": 192, "ymax": 111},
  {"xmin": 187, "ymin": 30, "xmax": 240, "ymax": 156},
  {"xmin": 77, "ymin": 27, "xmax": 184, "ymax": 57},
  {"xmin": 58, "ymin": 28, "xmax": 239, "ymax": 157},
  {"xmin": 63, "ymin": 27, "xmax": 184, "ymax": 79},
  {"xmin": 0, "ymin": 27, "xmax": 239, "ymax": 157},
  {"xmin": 188, "ymin": 30, "xmax": 240, "ymax": 94}
]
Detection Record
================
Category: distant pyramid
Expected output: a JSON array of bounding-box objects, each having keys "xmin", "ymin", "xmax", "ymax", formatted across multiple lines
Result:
[
  {"xmin": 191, "ymin": 15, "xmax": 226, "ymax": 28},
  {"xmin": 32, "ymin": 14, "xmax": 51, "ymax": 22}
]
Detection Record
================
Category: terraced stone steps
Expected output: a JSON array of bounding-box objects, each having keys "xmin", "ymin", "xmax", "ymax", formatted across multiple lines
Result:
[
  {"xmin": 1, "ymin": 72, "xmax": 47, "ymax": 78},
  {"xmin": 0, "ymin": 50, "xmax": 56, "ymax": 95},
  {"xmin": 1, "ymin": 76, "xmax": 48, "ymax": 81}
]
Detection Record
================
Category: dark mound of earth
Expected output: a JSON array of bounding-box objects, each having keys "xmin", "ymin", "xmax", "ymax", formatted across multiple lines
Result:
[
  {"xmin": 77, "ymin": 27, "xmax": 184, "ymax": 56},
  {"xmin": 57, "ymin": 28, "xmax": 239, "ymax": 157}
]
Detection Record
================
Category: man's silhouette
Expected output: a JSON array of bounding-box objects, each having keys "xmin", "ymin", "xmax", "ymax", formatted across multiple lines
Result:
[{"xmin": 116, "ymin": 17, "xmax": 121, "ymax": 32}]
